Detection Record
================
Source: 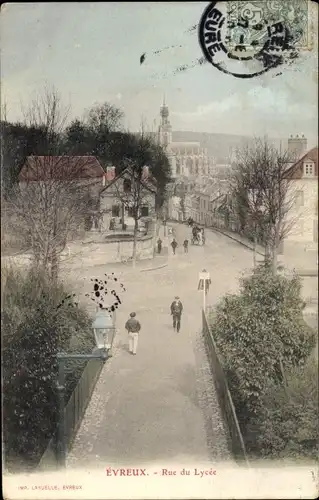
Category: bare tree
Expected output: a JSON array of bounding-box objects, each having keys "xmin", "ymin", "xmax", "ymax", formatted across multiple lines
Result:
[
  {"xmin": 230, "ymin": 138, "xmax": 300, "ymax": 274},
  {"xmin": 9, "ymin": 155, "xmax": 97, "ymax": 281},
  {"xmin": 112, "ymin": 162, "xmax": 156, "ymax": 267},
  {"xmin": 85, "ymin": 102, "xmax": 124, "ymax": 135},
  {"xmin": 21, "ymin": 86, "xmax": 70, "ymax": 153}
]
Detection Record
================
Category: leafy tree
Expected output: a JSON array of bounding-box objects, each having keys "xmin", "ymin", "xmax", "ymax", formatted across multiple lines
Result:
[
  {"xmin": 245, "ymin": 360, "xmax": 318, "ymax": 460},
  {"xmin": 2, "ymin": 264, "xmax": 94, "ymax": 471},
  {"xmin": 1, "ymin": 121, "xmax": 53, "ymax": 196},
  {"xmin": 64, "ymin": 102, "xmax": 124, "ymax": 162},
  {"xmin": 63, "ymin": 119, "xmax": 93, "ymax": 155},
  {"xmin": 209, "ymin": 264, "xmax": 316, "ymax": 425}
]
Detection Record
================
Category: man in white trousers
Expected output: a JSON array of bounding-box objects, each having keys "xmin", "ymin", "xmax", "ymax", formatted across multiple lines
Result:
[{"xmin": 125, "ymin": 312, "xmax": 141, "ymax": 355}]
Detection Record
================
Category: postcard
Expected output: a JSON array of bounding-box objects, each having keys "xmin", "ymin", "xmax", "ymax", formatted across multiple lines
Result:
[{"xmin": 1, "ymin": 1, "xmax": 318, "ymax": 499}]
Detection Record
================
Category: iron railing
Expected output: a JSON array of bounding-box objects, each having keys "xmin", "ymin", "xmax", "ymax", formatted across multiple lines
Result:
[
  {"xmin": 38, "ymin": 357, "xmax": 103, "ymax": 469},
  {"xmin": 202, "ymin": 310, "xmax": 250, "ymax": 466}
]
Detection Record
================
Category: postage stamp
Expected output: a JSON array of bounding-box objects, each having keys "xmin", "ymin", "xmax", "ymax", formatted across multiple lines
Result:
[
  {"xmin": 198, "ymin": 0, "xmax": 311, "ymax": 78},
  {"xmin": 226, "ymin": 0, "xmax": 311, "ymax": 51}
]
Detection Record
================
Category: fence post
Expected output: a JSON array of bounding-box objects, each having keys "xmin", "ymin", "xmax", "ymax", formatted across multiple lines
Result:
[{"xmin": 56, "ymin": 359, "xmax": 66, "ymax": 467}]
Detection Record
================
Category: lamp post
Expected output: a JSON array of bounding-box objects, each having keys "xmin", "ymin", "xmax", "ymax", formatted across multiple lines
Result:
[
  {"xmin": 56, "ymin": 308, "xmax": 116, "ymax": 467},
  {"xmin": 198, "ymin": 269, "xmax": 211, "ymax": 312}
]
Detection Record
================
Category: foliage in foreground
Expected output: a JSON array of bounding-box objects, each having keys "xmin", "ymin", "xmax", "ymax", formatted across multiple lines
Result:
[
  {"xmin": 245, "ymin": 360, "xmax": 318, "ymax": 460},
  {"xmin": 2, "ymin": 264, "xmax": 94, "ymax": 470},
  {"xmin": 208, "ymin": 264, "xmax": 317, "ymax": 459}
]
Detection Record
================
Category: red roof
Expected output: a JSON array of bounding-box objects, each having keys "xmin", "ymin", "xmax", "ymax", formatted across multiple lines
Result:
[
  {"xmin": 19, "ymin": 156, "xmax": 105, "ymax": 182},
  {"xmin": 285, "ymin": 147, "xmax": 318, "ymax": 179}
]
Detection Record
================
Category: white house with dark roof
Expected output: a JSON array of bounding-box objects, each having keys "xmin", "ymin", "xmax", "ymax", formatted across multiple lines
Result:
[
  {"xmin": 284, "ymin": 144, "xmax": 318, "ymax": 248},
  {"xmin": 99, "ymin": 165, "xmax": 157, "ymax": 231}
]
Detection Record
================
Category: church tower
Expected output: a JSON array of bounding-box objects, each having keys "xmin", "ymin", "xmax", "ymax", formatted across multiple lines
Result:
[{"xmin": 158, "ymin": 96, "xmax": 172, "ymax": 149}]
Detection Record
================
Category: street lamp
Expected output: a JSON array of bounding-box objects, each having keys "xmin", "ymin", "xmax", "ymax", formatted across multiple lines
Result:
[
  {"xmin": 56, "ymin": 308, "xmax": 116, "ymax": 468},
  {"xmin": 92, "ymin": 307, "xmax": 116, "ymax": 357}
]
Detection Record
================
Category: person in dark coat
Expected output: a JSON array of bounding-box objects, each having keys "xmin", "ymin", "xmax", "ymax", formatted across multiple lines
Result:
[
  {"xmin": 125, "ymin": 312, "xmax": 141, "ymax": 355},
  {"xmin": 170, "ymin": 296, "xmax": 183, "ymax": 332},
  {"xmin": 157, "ymin": 238, "xmax": 162, "ymax": 254},
  {"xmin": 171, "ymin": 238, "xmax": 178, "ymax": 255}
]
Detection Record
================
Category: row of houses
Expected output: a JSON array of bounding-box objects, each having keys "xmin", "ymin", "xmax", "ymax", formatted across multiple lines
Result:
[{"xmin": 168, "ymin": 142, "xmax": 318, "ymax": 250}]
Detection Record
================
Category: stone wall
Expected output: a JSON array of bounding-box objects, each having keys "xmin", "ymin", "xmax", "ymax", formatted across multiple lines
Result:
[
  {"xmin": 1, "ymin": 234, "xmax": 155, "ymax": 270},
  {"xmin": 77, "ymin": 234, "xmax": 154, "ymax": 266}
]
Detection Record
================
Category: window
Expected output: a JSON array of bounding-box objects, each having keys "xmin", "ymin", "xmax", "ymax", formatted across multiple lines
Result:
[
  {"xmin": 127, "ymin": 207, "xmax": 134, "ymax": 217},
  {"xmin": 295, "ymin": 220, "xmax": 304, "ymax": 235},
  {"xmin": 111, "ymin": 205, "xmax": 120, "ymax": 217},
  {"xmin": 295, "ymin": 190, "xmax": 304, "ymax": 208},
  {"xmin": 123, "ymin": 178, "xmax": 132, "ymax": 192},
  {"xmin": 141, "ymin": 206, "xmax": 149, "ymax": 217},
  {"xmin": 304, "ymin": 163, "xmax": 314, "ymax": 176}
]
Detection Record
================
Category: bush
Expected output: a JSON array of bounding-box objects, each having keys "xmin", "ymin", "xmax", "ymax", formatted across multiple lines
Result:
[
  {"xmin": 208, "ymin": 264, "xmax": 317, "ymax": 459},
  {"xmin": 2, "ymin": 264, "xmax": 94, "ymax": 471},
  {"xmin": 246, "ymin": 360, "xmax": 318, "ymax": 460}
]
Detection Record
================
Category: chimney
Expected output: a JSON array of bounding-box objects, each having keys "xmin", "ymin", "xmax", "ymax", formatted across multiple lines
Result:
[
  {"xmin": 106, "ymin": 166, "xmax": 116, "ymax": 182},
  {"xmin": 288, "ymin": 134, "xmax": 307, "ymax": 161},
  {"xmin": 142, "ymin": 166, "xmax": 149, "ymax": 180}
]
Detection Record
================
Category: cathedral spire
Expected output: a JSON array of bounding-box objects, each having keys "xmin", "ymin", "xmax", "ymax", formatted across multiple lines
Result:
[{"xmin": 159, "ymin": 96, "xmax": 171, "ymax": 148}]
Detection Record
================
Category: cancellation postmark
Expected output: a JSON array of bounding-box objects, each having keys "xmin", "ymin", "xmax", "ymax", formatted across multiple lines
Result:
[{"xmin": 198, "ymin": 0, "xmax": 311, "ymax": 79}]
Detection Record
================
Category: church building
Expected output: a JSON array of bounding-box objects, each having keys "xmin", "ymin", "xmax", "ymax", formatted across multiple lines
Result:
[{"xmin": 157, "ymin": 99, "xmax": 211, "ymax": 179}]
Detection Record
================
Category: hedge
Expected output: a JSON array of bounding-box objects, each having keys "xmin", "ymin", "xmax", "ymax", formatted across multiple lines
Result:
[
  {"xmin": 2, "ymin": 264, "xmax": 94, "ymax": 471},
  {"xmin": 208, "ymin": 264, "xmax": 318, "ymax": 460}
]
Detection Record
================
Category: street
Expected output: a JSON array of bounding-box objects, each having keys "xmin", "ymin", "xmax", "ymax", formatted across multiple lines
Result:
[{"xmin": 66, "ymin": 223, "xmax": 256, "ymax": 468}]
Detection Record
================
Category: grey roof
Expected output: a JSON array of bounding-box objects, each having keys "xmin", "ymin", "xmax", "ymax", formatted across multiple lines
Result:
[{"xmin": 100, "ymin": 166, "xmax": 157, "ymax": 194}]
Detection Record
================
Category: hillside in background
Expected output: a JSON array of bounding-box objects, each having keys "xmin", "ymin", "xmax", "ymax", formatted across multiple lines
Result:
[{"xmin": 172, "ymin": 131, "xmax": 285, "ymax": 163}]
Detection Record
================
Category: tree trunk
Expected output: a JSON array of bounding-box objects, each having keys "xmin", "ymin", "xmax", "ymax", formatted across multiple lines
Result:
[
  {"xmin": 121, "ymin": 203, "xmax": 125, "ymax": 230},
  {"xmin": 253, "ymin": 234, "xmax": 257, "ymax": 267},
  {"xmin": 271, "ymin": 228, "xmax": 280, "ymax": 275},
  {"xmin": 132, "ymin": 218, "xmax": 138, "ymax": 268},
  {"xmin": 51, "ymin": 248, "xmax": 59, "ymax": 284},
  {"xmin": 153, "ymin": 215, "xmax": 161, "ymax": 257}
]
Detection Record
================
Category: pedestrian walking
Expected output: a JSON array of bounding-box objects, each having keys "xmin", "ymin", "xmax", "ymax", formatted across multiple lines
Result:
[
  {"xmin": 157, "ymin": 238, "xmax": 162, "ymax": 254},
  {"xmin": 125, "ymin": 312, "xmax": 141, "ymax": 355},
  {"xmin": 183, "ymin": 239, "xmax": 189, "ymax": 253},
  {"xmin": 171, "ymin": 238, "xmax": 178, "ymax": 255},
  {"xmin": 170, "ymin": 296, "xmax": 183, "ymax": 333}
]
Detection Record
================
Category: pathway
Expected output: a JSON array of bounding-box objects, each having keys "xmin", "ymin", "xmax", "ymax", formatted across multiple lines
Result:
[{"xmin": 66, "ymin": 223, "xmax": 257, "ymax": 469}]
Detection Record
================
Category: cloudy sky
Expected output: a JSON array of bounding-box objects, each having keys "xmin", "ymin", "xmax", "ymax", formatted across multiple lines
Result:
[{"xmin": 1, "ymin": 2, "xmax": 318, "ymax": 145}]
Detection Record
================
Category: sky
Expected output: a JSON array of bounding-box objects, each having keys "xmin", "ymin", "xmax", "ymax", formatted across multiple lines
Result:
[{"xmin": 1, "ymin": 2, "xmax": 318, "ymax": 145}]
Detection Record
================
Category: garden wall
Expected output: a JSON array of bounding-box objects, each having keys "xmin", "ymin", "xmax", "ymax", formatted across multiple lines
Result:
[{"xmin": 77, "ymin": 234, "xmax": 154, "ymax": 265}]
